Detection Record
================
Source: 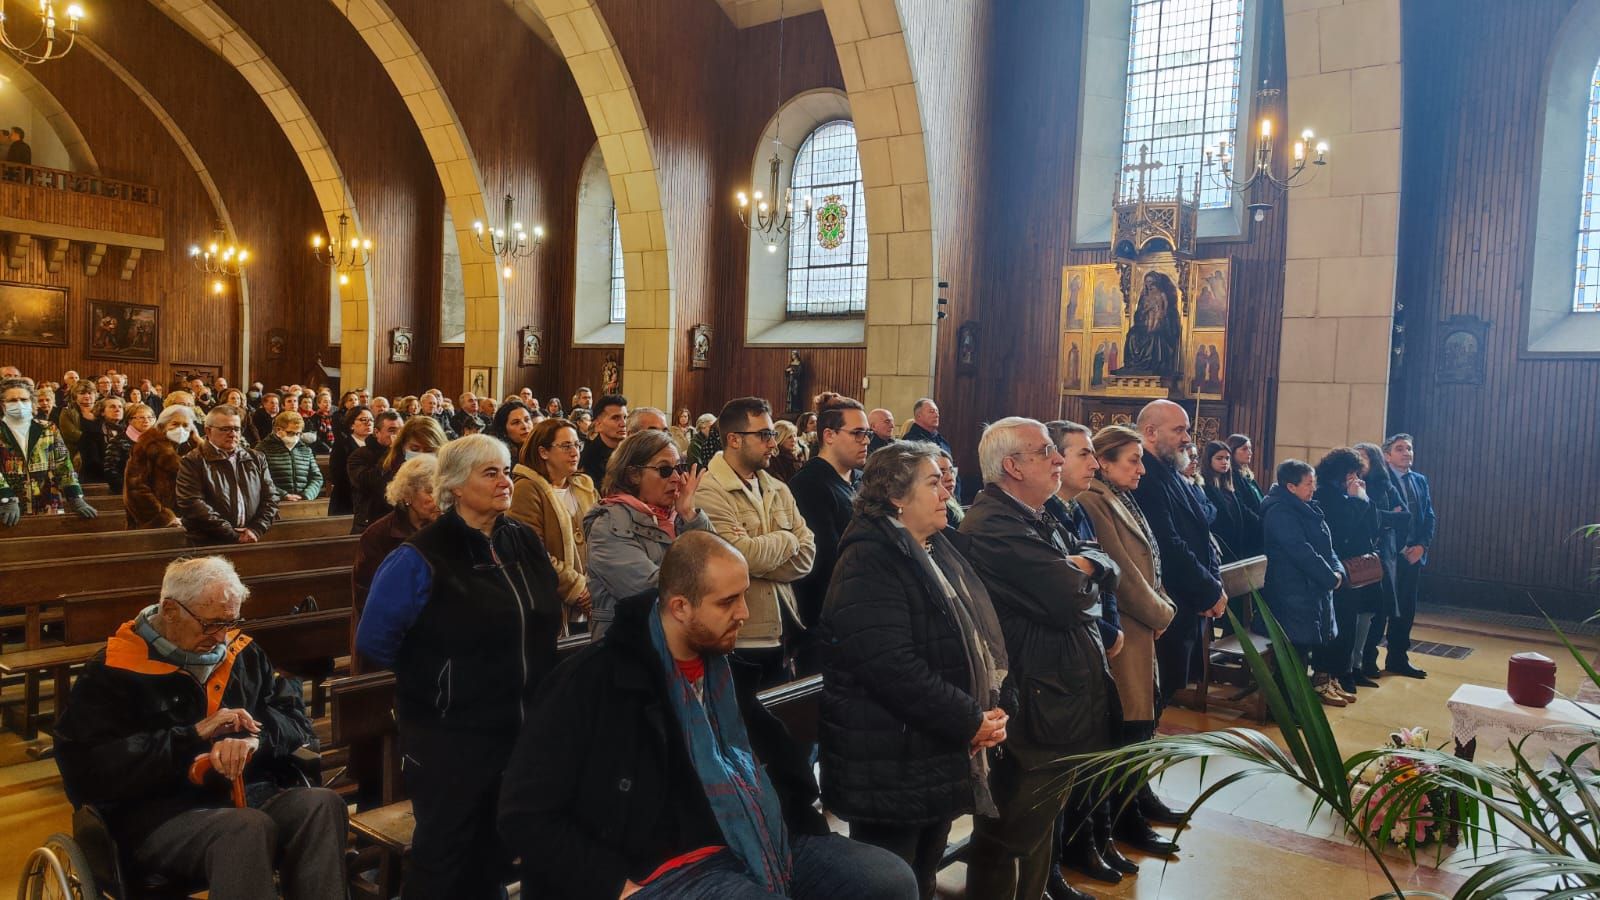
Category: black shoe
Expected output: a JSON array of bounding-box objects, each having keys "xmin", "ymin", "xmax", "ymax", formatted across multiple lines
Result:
[
  {"xmin": 1386, "ymin": 663, "xmax": 1429, "ymax": 679},
  {"xmin": 1048, "ymin": 865, "xmax": 1097, "ymax": 900},
  {"xmin": 1062, "ymin": 829, "xmax": 1122, "ymax": 884},
  {"xmin": 1353, "ymin": 673, "xmax": 1381, "ymax": 688},
  {"xmin": 1338, "ymin": 675, "xmax": 1359, "ymax": 695},
  {"xmin": 1114, "ymin": 821, "xmax": 1180, "ymax": 856},
  {"xmin": 1361, "ymin": 663, "xmax": 1383, "ymax": 679},
  {"xmin": 1136, "ymin": 786, "xmax": 1186, "ymax": 826},
  {"xmin": 1099, "ymin": 836, "xmax": 1139, "ymax": 875}
]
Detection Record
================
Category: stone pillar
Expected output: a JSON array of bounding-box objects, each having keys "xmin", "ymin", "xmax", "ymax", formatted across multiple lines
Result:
[{"xmin": 1274, "ymin": 0, "xmax": 1402, "ymax": 464}]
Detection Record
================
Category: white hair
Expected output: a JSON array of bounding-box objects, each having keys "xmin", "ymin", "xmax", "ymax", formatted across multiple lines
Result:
[
  {"xmin": 978, "ymin": 416, "xmax": 1047, "ymax": 484},
  {"xmin": 155, "ymin": 404, "xmax": 196, "ymax": 429},
  {"xmin": 626, "ymin": 407, "xmax": 668, "ymax": 432},
  {"xmin": 434, "ymin": 433, "xmax": 510, "ymax": 512},
  {"xmin": 161, "ymin": 555, "xmax": 249, "ymax": 608},
  {"xmin": 386, "ymin": 454, "xmax": 438, "ymax": 507}
]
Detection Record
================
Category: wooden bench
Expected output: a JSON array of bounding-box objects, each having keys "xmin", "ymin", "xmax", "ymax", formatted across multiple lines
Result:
[
  {"xmin": 0, "ymin": 496, "xmax": 332, "ymax": 539},
  {"xmin": 1171, "ymin": 555, "xmax": 1272, "ymax": 722},
  {"xmin": 0, "ymin": 515, "xmax": 354, "ymax": 565}
]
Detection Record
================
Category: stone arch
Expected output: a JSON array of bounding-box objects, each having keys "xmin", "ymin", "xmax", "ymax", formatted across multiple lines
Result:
[
  {"xmin": 146, "ymin": 0, "xmax": 378, "ymax": 390},
  {"xmin": 819, "ymin": 0, "xmax": 936, "ymax": 422},
  {"xmin": 76, "ymin": 38, "xmax": 253, "ymax": 376},
  {"xmin": 0, "ymin": 56, "xmax": 97, "ymax": 172},
  {"xmin": 514, "ymin": 0, "xmax": 676, "ymax": 410},
  {"xmin": 333, "ymin": 0, "xmax": 507, "ymax": 396}
]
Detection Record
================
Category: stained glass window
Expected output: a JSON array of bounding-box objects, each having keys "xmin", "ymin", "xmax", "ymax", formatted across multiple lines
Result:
[
  {"xmin": 609, "ymin": 206, "xmax": 626, "ymax": 324},
  {"xmin": 1122, "ymin": 0, "xmax": 1246, "ymax": 209},
  {"xmin": 1575, "ymin": 58, "xmax": 1600, "ymax": 313},
  {"xmin": 786, "ymin": 119, "xmax": 868, "ymax": 318}
]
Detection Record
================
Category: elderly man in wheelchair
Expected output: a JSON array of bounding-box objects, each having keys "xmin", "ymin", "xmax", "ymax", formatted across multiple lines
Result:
[{"xmin": 48, "ymin": 555, "xmax": 346, "ymax": 899}]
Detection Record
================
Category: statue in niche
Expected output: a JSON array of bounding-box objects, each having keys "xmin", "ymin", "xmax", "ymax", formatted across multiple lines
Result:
[
  {"xmin": 1115, "ymin": 271, "xmax": 1181, "ymax": 378},
  {"xmin": 783, "ymin": 350, "xmax": 805, "ymax": 413}
]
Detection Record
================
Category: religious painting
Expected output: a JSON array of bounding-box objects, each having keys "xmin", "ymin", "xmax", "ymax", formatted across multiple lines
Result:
[
  {"xmin": 1089, "ymin": 338, "xmax": 1120, "ymax": 388},
  {"xmin": 1189, "ymin": 334, "xmax": 1226, "ymax": 399},
  {"xmin": 266, "ymin": 328, "xmax": 288, "ymax": 361},
  {"xmin": 1092, "ymin": 269, "xmax": 1123, "ymax": 330},
  {"xmin": 171, "ymin": 362, "xmax": 219, "ymax": 390},
  {"xmin": 86, "ymin": 299, "xmax": 159, "ymax": 363},
  {"xmin": 601, "ymin": 352, "xmax": 620, "ymax": 394},
  {"xmin": 468, "ymin": 367, "xmax": 492, "ymax": 398},
  {"xmin": 520, "ymin": 326, "xmax": 543, "ymax": 366},
  {"xmin": 1436, "ymin": 314, "xmax": 1489, "ymax": 385},
  {"xmin": 390, "ymin": 327, "xmax": 413, "ymax": 364},
  {"xmin": 1064, "ymin": 270, "xmax": 1085, "ymax": 328},
  {"xmin": 957, "ymin": 321, "xmax": 978, "ymax": 373},
  {"xmin": 1118, "ymin": 261, "xmax": 1183, "ymax": 379},
  {"xmin": 1193, "ymin": 261, "xmax": 1230, "ymax": 329},
  {"xmin": 1060, "ymin": 334, "xmax": 1083, "ymax": 392},
  {"xmin": 690, "ymin": 324, "xmax": 711, "ymax": 370},
  {"xmin": 0, "ymin": 282, "xmax": 67, "ymax": 347}
]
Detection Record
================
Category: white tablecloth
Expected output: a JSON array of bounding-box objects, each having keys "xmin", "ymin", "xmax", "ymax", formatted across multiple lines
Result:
[{"xmin": 1447, "ymin": 683, "xmax": 1600, "ymax": 763}]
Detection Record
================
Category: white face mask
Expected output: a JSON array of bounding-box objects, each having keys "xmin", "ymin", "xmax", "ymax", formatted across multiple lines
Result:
[
  {"xmin": 4, "ymin": 400, "xmax": 31, "ymax": 421},
  {"xmin": 404, "ymin": 449, "xmax": 422, "ymax": 461},
  {"xmin": 165, "ymin": 426, "xmax": 190, "ymax": 444},
  {"xmin": 299, "ymin": 431, "xmax": 317, "ymax": 446}
]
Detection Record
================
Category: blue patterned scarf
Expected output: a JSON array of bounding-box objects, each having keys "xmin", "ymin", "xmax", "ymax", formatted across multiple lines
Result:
[{"xmin": 647, "ymin": 605, "xmax": 791, "ymax": 893}]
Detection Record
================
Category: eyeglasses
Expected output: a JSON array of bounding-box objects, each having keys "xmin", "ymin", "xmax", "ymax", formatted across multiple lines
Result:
[
  {"xmin": 549, "ymin": 441, "xmax": 582, "ymax": 452},
  {"xmin": 635, "ymin": 462, "xmax": 692, "ymax": 479},
  {"xmin": 836, "ymin": 428, "xmax": 873, "ymax": 442},
  {"xmin": 209, "ymin": 424, "xmax": 243, "ymax": 434},
  {"xmin": 170, "ymin": 599, "xmax": 245, "ymax": 634},
  {"xmin": 1010, "ymin": 444, "xmax": 1063, "ymax": 461},
  {"xmin": 731, "ymin": 429, "xmax": 779, "ymax": 443}
]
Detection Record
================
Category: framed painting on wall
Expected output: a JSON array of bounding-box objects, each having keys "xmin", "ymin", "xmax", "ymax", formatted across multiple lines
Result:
[
  {"xmin": 468, "ymin": 367, "xmax": 492, "ymax": 398},
  {"xmin": 0, "ymin": 282, "xmax": 67, "ymax": 347},
  {"xmin": 266, "ymin": 328, "xmax": 288, "ymax": 360},
  {"xmin": 956, "ymin": 321, "xmax": 978, "ymax": 373},
  {"xmin": 690, "ymin": 324, "xmax": 711, "ymax": 369},
  {"xmin": 390, "ymin": 327, "xmax": 413, "ymax": 364},
  {"xmin": 87, "ymin": 299, "xmax": 159, "ymax": 362},
  {"xmin": 520, "ymin": 327, "xmax": 543, "ymax": 366}
]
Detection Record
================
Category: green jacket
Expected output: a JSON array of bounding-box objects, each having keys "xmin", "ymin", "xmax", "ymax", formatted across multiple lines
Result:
[
  {"xmin": 259, "ymin": 436, "xmax": 323, "ymax": 500},
  {"xmin": 0, "ymin": 418, "xmax": 84, "ymax": 514}
]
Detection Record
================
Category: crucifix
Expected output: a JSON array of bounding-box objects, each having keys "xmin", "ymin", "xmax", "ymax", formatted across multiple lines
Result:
[{"xmin": 1123, "ymin": 145, "xmax": 1164, "ymax": 201}]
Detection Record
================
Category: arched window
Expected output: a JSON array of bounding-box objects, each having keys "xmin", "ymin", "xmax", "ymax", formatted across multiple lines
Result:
[
  {"xmin": 1575, "ymin": 57, "xmax": 1600, "ymax": 313},
  {"xmin": 575, "ymin": 145, "xmax": 625, "ymax": 345},
  {"xmin": 1121, "ymin": 0, "xmax": 1247, "ymax": 209},
  {"xmin": 785, "ymin": 119, "xmax": 867, "ymax": 318}
]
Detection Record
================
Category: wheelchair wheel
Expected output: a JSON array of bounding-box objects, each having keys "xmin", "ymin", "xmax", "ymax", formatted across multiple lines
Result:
[{"xmin": 17, "ymin": 833, "xmax": 98, "ymax": 900}]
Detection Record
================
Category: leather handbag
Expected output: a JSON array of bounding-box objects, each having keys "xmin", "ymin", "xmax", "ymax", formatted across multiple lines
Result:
[{"xmin": 1340, "ymin": 552, "xmax": 1383, "ymax": 589}]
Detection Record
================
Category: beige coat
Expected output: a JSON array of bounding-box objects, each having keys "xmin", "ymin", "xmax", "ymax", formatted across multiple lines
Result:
[
  {"xmin": 697, "ymin": 452, "xmax": 816, "ymax": 649},
  {"xmin": 508, "ymin": 464, "xmax": 597, "ymax": 608},
  {"xmin": 1077, "ymin": 478, "xmax": 1177, "ymax": 721}
]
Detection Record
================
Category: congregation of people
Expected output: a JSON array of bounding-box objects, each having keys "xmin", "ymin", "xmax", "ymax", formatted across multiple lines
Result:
[{"xmin": 0, "ymin": 361, "xmax": 1439, "ymax": 899}]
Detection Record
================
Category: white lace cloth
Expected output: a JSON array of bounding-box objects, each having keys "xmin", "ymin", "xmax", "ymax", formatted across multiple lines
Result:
[{"xmin": 1447, "ymin": 683, "xmax": 1600, "ymax": 765}]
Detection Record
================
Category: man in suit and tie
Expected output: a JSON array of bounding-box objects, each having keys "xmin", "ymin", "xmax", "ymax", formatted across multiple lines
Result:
[{"xmin": 1369, "ymin": 433, "xmax": 1435, "ymax": 679}]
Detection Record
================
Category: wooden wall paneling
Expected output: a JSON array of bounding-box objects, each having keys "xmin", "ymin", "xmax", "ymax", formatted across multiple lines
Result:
[
  {"xmin": 1393, "ymin": 0, "xmax": 1600, "ymax": 619},
  {"xmin": 597, "ymin": 0, "xmax": 859, "ymax": 419},
  {"xmin": 211, "ymin": 0, "xmax": 446, "ymax": 397},
  {"xmin": 384, "ymin": 0, "xmax": 595, "ymax": 402}
]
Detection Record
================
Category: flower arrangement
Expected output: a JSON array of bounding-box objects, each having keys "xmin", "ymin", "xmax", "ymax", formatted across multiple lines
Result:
[{"xmin": 1350, "ymin": 727, "xmax": 1449, "ymax": 846}]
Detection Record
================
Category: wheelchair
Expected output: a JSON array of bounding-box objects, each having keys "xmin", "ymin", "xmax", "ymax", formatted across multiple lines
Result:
[{"xmin": 18, "ymin": 746, "xmax": 323, "ymax": 900}]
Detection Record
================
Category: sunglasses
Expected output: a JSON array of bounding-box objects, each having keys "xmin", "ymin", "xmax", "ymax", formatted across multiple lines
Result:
[
  {"xmin": 635, "ymin": 462, "xmax": 692, "ymax": 479},
  {"xmin": 731, "ymin": 429, "xmax": 779, "ymax": 442}
]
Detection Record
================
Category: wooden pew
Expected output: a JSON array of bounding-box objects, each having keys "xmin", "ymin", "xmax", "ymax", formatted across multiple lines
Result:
[
  {"xmin": 1172, "ymin": 555, "xmax": 1272, "ymax": 721},
  {"xmin": 0, "ymin": 515, "xmax": 354, "ymax": 565},
  {"xmin": 0, "ymin": 567, "xmax": 354, "ymax": 739},
  {"xmin": 0, "ymin": 496, "xmax": 332, "ymax": 539}
]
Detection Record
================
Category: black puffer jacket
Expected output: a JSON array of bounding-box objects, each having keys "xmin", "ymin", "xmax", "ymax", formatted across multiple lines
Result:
[{"xmin": 819, "ymin": 515, "xmax": 985, "ymax": 826}]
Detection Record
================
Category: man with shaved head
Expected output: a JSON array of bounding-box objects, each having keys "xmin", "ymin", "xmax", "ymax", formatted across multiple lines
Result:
[
  {"xmin": 499, "ymin": 531, "xmax": 916, "ymax": 899},
  {"xmin": 866, "ymin": 408, "xmax": 895, "ymax": 454}
]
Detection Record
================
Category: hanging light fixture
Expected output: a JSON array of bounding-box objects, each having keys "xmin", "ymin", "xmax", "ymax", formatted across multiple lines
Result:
[
  {"xmin": 734, "ymin": 0, "xmax": 811, "ymax": 252},
  {"xmin": 1203, "ymin": 81, "xmax": 1329, "ymax": 221},
  {"xmin": 0, "ymin": 0, "xmax": 83, "ymax": 66},
  {"xmin": 189, "ymin": 223, "xmax": 247, "ymax": 295},
  {"xmin": 471, "ymin": 194, "xmax": 543, "ymax": 280},
  {"xmin": 311, "ymin": 212, "xmax": 372, "ymax": 286}
]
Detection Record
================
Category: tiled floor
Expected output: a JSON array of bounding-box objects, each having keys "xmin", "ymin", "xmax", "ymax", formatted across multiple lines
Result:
[{"xmin": 0, "ymin": 611, "xmax": 1588, "ymax": 897}]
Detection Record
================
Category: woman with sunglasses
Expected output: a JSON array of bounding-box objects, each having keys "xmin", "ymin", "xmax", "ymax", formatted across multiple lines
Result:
[
  {"xmin": 581, "ymin": 429, "xmax": 709, "ymax": 639},
  {"xmin": 509, "ymin": 418, "xmax": 597, "ymax": 635}
]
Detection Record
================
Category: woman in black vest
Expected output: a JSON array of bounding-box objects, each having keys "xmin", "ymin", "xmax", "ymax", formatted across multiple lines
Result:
[{"xmin": 355, "ymin": 434, "xmax": 562, "ymax": 899}]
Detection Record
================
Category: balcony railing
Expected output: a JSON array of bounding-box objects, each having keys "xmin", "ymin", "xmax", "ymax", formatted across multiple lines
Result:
[{"xmin": 0, "ymin": 162, "xmax": 162, "ymax": 242}]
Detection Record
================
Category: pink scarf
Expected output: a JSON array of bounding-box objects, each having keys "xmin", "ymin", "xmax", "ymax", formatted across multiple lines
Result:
[
  {"xmin": 604, "ymin": 492, "xmax": 676, "ymax": 538},
  {"xmin": 125, "ymin": 424, "xmax": 143, "ymax": 443}
]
